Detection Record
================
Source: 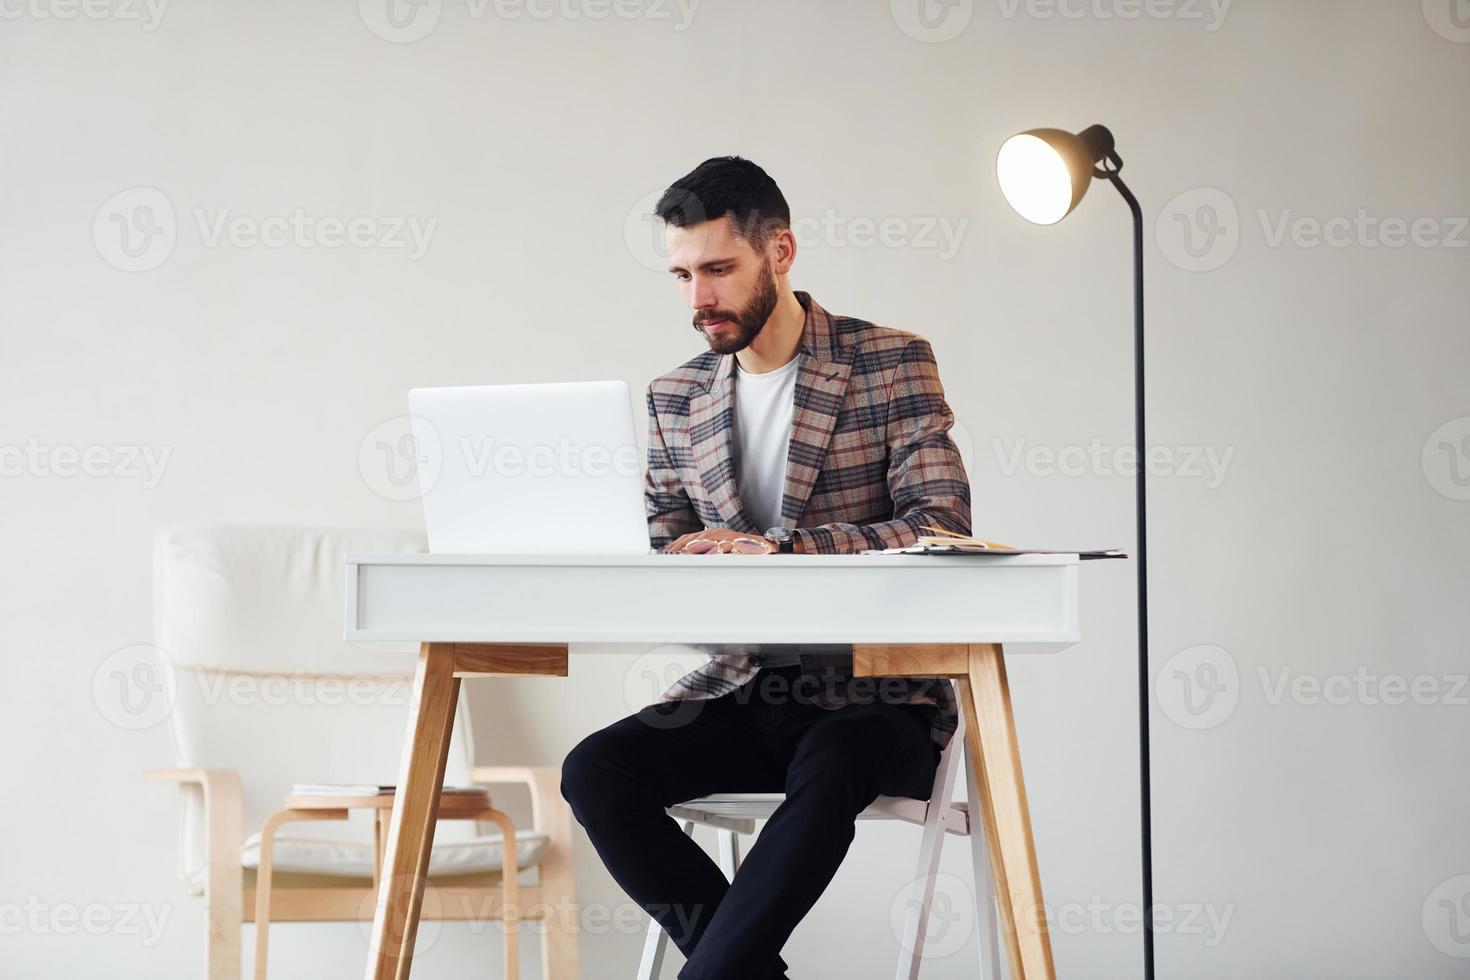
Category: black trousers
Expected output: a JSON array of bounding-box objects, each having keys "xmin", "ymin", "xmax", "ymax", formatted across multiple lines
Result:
[{"xmin": 559, "ymin": 663, "xmax": 941, "ymax": 980}]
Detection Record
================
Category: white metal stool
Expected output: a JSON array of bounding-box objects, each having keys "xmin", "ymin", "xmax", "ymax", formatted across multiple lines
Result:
[{"xmin": 635, "ymin": 687, "xmax": 1005, "ymax": 980}]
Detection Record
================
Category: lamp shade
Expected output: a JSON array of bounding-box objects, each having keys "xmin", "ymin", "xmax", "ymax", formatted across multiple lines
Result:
[{"xmin": 997, "ymin": 125, "xmax": 1116, "ymax": 225}]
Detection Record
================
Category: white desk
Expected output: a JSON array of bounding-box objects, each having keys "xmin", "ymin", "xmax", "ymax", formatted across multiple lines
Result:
[{"xmin": 347, "ymin": 552, "xmax": 1089, "ymax": 980}]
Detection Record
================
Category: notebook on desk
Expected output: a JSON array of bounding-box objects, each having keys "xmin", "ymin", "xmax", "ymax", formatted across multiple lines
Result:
[{"xmin": 864, "ymin": 526, "xmax": 1126, "ymax": 560}]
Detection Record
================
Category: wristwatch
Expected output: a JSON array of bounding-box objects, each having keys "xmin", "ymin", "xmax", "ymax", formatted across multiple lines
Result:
[{"xmin": 764, "ymin": 526, "xmax": 796, "ymax": 554}]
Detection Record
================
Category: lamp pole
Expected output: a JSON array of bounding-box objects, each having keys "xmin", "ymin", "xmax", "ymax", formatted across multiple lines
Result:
[
  {"xmin": 1102, "ymin": 166, "xmax": 1153, "ymax": 980},
  {"xmin": 997, "ymin": 126, "xmax": 1154, "ymax": 979}
]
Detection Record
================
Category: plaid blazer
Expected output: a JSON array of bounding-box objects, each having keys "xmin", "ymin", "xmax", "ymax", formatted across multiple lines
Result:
[{"xmin": 644, "ymin": 291, "xmax": 972, "ymax": 750}]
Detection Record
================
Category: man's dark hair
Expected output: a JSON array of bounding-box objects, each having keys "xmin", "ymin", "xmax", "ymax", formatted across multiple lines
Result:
[{"xmin": 655, "ymin": 156, "xmax": 791, "ymax": 249}]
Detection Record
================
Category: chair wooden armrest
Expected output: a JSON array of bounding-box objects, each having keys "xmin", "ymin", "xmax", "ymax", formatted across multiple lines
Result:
[
  {"xmin": 466, "ymin": 766, "xmax": 560, "ymax": 828},
  {"xmin": 146, "ymin": 768, "xmax": 244, "ymax": 980}
]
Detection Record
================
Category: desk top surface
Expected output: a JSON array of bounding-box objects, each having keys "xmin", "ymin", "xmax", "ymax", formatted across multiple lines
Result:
[
  {"xmin": 345, "ymin": 551, "xmax": 1088, "ymax": 645},
  {"xmin": 346, "ymin": 551, "xmax": 1081, "ymax": 568}
]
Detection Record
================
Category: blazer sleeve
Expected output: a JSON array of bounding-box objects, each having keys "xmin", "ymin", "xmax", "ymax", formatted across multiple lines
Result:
[
  {"xmin": 644, "ymin": 386, "xmax": 703, "ymax": 551},
  {"xmin": 793, "ymin": 338, "xmax": 972, "ymax": 555}
]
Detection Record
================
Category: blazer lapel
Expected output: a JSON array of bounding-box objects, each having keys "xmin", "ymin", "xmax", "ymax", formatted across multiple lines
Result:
[
  {"xmin": 777, "ymin": 294, "xmax": 852, "ymax": 527},
  {"xmin": 687, "ymin": 353, "xmax": 758, "ymax": 532}
]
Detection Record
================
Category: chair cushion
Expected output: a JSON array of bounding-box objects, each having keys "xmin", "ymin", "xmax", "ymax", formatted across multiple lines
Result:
[{"xmin": 207, "ymin": 828, "xmax": 546, "ymax": 887}]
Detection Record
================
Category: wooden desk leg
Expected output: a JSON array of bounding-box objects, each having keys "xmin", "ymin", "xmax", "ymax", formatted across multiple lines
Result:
[
  {"xmin": 957, "ymin": 643, "xmax": 1056, "ymax": 980},
  {"xmin": 364, "ymin": 642, "xmax": 460, "ymax": 980}
]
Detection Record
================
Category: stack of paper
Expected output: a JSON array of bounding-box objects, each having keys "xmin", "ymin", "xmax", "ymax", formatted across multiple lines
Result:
[{"xmin": 864, "ymin": 526, "xmax": 1126, "ymax": 560}]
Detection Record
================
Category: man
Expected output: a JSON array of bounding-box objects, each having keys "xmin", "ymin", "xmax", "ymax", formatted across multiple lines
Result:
[{"xmin": 560, "ymin": 156, "xmax": 971, "ymax": 980}]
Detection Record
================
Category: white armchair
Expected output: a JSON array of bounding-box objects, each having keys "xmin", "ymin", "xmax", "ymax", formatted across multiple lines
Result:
[{"xmin": 146, "ymin": 524, "xmax": 577, "ymax": 980}]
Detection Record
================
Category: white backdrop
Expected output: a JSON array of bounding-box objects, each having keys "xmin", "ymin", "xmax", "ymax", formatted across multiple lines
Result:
[{"xmin": 2, "ymin": 1, "xmax": 1468, "ymax": 977}]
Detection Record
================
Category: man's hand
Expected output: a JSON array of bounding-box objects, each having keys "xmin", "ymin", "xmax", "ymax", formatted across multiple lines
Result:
[{"xmin": 664, "ymin": 528, "xmax": 776, "ymax": 555}]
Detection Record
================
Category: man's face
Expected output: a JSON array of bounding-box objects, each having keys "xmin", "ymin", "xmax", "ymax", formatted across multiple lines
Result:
[{"xmin": 666, "ymin": 215, "xmax": 779, "ymax": 356}]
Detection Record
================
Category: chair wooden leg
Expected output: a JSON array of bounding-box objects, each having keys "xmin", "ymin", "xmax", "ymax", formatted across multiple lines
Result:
[
  {"xmin": 473, "ymin": 806, "xmax": 520, "ymax": 979},
  {"xmin": 202, "ymin": 775, "xmax": 244, "ymax": 980},
  {"xmin": 252, "ymin": 809, "xmax": 347, "ymax": 980},
  {"xmin": 524, "ymin": 768, "xmax": 579, "ymax": 980},
  {"xmin": 635, "ymin": 819, "xmax": 694, "ymax": 980},
  {"xmin": 364, "ymin": 642, "xmax": 460, "ymax": 980},
  {"xmin": 957, "ymin": 643, "xmax": 1055, "ymax": 980}
]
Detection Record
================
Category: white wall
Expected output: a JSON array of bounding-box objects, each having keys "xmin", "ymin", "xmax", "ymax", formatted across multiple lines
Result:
[{"xmin": 3, "ymin": 0, "xmax": 1468, "ymax": 977}]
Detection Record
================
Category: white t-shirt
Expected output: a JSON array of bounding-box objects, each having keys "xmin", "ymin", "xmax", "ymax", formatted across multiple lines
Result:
[
  {"xmin": 733, "ymin": 354, "xmax": 802, "ymax": 670},
  {"xmin": 733, "ymin": 354, "xmax": 800, "ymax": 533}
]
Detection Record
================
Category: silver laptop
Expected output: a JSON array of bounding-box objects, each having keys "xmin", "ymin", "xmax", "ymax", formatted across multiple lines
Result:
[{"xmin": 408, "ymin": 381, "xmax": 650, "ymax": 554}]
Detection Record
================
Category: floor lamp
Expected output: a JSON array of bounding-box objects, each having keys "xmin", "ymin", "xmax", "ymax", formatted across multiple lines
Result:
[{"xmin": 995, "ymin": 124, "xmax": 1155, "ymax": 980}]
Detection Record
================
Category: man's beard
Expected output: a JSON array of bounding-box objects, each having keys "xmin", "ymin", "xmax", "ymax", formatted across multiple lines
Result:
[{"xmin": 692, "ymin": 259, "xmax": 779, "ymax": 356}]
